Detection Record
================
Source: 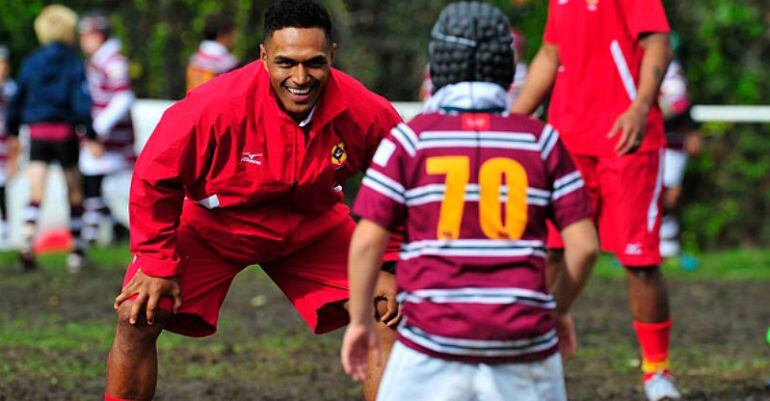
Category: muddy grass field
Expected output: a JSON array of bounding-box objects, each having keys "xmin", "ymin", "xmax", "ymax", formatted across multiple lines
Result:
[{"xmin": 1, "ymin": 249, "xmax": 769, "ymax": 401}]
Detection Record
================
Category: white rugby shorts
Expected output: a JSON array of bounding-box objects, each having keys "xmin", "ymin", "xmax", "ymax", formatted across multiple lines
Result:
[{"xmin": 376, "ymin": 341, "xmax": 567, "ymax": 401}]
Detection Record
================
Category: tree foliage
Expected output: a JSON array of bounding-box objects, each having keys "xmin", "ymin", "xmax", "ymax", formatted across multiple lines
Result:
[{"xmin": 1, "ymin": 0, "xmax": 768, "ymax": 248}]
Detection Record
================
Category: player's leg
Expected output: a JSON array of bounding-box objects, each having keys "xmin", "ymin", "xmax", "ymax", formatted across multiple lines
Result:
[
  {"xmin": 0, "ymin": 184, "xmax": 7, "ymax": 246},
  {"xmin": 263, "ymin": 217, "xmax": 398, "ymax": 401},
  {"xmin": 660, "ymin": 149, "xmax": 688, "ymax": 258},
  {"xmin": 105, "ymin": 224, "xmax": 243, "ymax": 400},
  {"xmin": 59, "ymin": 137, "xmax": 87, "ymax": 271},
  {"xmin": 82, "ymin": 174, "xmax": 105, "ymax": 246},
  {"xmin": 600, "ymin": 151, "xmax": 679, "ymax": 400},
  {"xmin": 106, "ymin": 302, "xmax": 171, "ymax": 401},
  {"xmin": 22, "ymin": 140, "xmax": 50, "ymax": 269}
]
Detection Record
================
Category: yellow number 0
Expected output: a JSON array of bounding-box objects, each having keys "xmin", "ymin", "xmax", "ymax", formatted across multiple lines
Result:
[{"xmin": 427, "ymin": 156, "xmax": 528, "ymax": 240}]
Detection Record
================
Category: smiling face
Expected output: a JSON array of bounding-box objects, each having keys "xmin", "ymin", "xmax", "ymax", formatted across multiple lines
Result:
[{"xmin": 261, "ymin": 27, "xmax": 336, "ymax": 122}]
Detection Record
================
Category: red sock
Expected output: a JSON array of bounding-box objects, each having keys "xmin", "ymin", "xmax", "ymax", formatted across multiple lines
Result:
[
  {"xmin": 105, "ymin": 393, "xmax": 135, "ymax": 401},
  {"xmin": 633, "ymin": 320, "xmax": 672, "ymax": 381}
]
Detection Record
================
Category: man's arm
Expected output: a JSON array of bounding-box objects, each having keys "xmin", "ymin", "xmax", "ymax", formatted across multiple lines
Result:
[
  {"xmin": 114, "ymin": 98, "xmax": 213, "ymax": 325},
  {"xmin": 609, "ymin": 33, "xmax": 672, "ymax": 154},
  {"xmin": 510, "ymin": 42, "xmax": 559, "ymax": 115},
  {"xmin": 341, "ymin": 219, "xmax": 391, "ymax": 381}
]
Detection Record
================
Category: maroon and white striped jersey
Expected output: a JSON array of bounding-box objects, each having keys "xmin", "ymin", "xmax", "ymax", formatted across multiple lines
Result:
[
  {"xmin": 86, "ymin": 38, "xmax": 134, "ymax": 156},
  {"xmin": 353, "ymin": 110, "xmax": 592, "ymax": 363}
]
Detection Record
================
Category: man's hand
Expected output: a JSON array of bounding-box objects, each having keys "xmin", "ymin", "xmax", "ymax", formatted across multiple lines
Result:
[
  {"xmin": 373, "ymin": 270, "xmax": 401, "ymax": 327},
  {"xmin": 114, "ymin": 270, "xmax": 182, "ymax": 326},
  {"xmin": 340, "ymin": 321, "xmax": 380, "ymax": 382},
  {"xmin": 608, "ymin": 103, "xmax": 648, "ymax": 155},
  {"xmin": 86, "ymin": 140, "xmax": 106, "ymax": 158},
  {"xmin": 554, "ymin": 312, "xmax": 576, "ymax": 360}
]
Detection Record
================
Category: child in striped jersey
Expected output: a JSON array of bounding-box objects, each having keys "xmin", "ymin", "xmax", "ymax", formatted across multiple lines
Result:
[{"xmin": 341, "ymin": 3, "xmax": 599, "ymax": 401}]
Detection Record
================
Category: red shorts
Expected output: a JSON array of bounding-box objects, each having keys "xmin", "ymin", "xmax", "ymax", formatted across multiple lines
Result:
[
  {"xmin": 547, "ymin": 150, "xmax": 664, "ymax": 267},
  {"xmin": 123, "ymin": 218, "xmax": 356, "ymax": 337}
]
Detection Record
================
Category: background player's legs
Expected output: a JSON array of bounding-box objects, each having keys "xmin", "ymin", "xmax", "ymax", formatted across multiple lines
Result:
[
  {"xmin": 63, "ymin": 165, "xmax": 86, "ymax": 271},
  {"xmin": 82, "ymin": 174, "xmax": 106, "ymax": 246},
  {"xmin": 106, "ymin": 303, "xmax": 171, "ymax": 401},
  {"xmin": 0, "ymin": 185, "xmax": 7, "ymax": 247},
  {"xmin": 21, "ymin": 161, "xmax": 49, "ymax": 269},
  {"xmin": 660, "ymin": 149, "xmax": 688, "ymax": 258}
]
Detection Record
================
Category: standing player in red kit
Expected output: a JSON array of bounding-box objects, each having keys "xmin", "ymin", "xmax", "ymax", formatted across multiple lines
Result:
[
  {"xmin": 105, "ymin": 1, "xmax": 402, "ymax": 400},
  {"xmin": 511, "ymin": 1, "xmax": 677, "ymax": 400},
  {"xmin": 342, "ymin": 3, "xmax": 598, "ymax": 400}
]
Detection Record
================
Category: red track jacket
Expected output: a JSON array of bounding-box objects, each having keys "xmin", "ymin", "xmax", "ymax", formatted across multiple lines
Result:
[{"xmin": 130, "ymin": 61, "xmax": 402, "ymax": 277}]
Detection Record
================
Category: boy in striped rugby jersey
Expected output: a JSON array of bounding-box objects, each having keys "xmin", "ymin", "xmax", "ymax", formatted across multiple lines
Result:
[
  {"xmin": 78, "ymin": 12, "xmax": 135, "ymax": 249},
  {"xmin": 341, "ymin": 3, "xmax": 599, "ymax": 400}
]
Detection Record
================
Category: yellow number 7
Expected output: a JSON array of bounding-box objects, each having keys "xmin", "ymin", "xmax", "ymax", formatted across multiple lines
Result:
[{"xmin": 426, "ymin": 156, "xmax": 528, "ymax": 240}]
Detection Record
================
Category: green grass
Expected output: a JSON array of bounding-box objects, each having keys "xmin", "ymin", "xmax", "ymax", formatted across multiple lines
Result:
[{"xmin": 591, "ymin": 248, "xmax": 770, "ymax": 280}]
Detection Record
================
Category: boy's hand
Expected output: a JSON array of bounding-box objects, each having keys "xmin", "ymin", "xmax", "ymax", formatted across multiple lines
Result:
[
  {"xmin": 554, "ymin": 312, "xmax": 576, "ymax": 360},
  {"xmin": 341, "ymin": 321, "xmax": 380, "ymax": 381}
]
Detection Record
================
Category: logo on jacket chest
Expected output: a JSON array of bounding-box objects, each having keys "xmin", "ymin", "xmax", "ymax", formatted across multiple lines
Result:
[
  {"xmin": 240, "ymin": 151, "xmax": 263, "ymax": 166},
  {"xmin": 331, "ymin": 142, "xmax": 347, "ymax": 169}
]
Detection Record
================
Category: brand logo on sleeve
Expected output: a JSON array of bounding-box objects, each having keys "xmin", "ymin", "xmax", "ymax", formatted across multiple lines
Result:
[
  {"xmin": 331, "ymin": 142, "xmax": 347, "ymax": 168},
  {"xmin": 240, "ymin": 152, "xmax": 263, "ymax": 166}
]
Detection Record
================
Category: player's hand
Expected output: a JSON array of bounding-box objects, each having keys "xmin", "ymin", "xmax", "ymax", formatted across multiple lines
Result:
[
  {"xmin": 341, "ymin": 321, "xmax": 380, "ymax": 382},
  {"xmin": 373, "ymin": 270, "xmax": 402, "ymax": 327},
  {"xmin": 86, "ymin": 140, "xmax": 106, "ymax": 158},
  {"xmin": 608, "ymin": 104, "xmax": 648, "ymax": 155},
  {"xmin": 554, "ymin": 312, "xmax": 576, "ymax": 361},
  {"xmin": 684, "ymin": 132, "xmax": 702, "ymax": 156},
  {"xmin": 114, "ymin": 270, "xmax": 182, "ymax": 326}
]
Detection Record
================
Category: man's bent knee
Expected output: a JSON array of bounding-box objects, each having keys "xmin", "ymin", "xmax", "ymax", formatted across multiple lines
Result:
[{"xmin": 115, "ymin": 301, "xmax": 171, "ymax": 344}]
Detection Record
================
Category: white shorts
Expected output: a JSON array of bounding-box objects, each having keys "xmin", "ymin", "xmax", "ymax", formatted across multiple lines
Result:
[
  {"xmin": 377, "ymin": 341, "xmax": 567, "ymax": 401},
  {"xmin": 663, "ymin": 149, "xmax": 688, "ymax": 189},
  {"xmin": 79, "ymin": 148, "xmax": 130, "ymax": 177}
]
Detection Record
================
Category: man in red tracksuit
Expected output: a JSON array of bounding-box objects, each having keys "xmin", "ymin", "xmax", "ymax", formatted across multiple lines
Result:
[{"xmin": 106, "ymin": 2, "xmax": 401, "ymax": 400}]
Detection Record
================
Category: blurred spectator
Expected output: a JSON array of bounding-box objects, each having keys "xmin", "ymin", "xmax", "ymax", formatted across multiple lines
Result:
[
  {"xmin": 0, "ymin": 45, "xmax": 20, "ymax": 249},
  {"xmin": 420, "ymin": 28, "xmax": 528, "ymax": 106},
  {"xmin": 658, "ymin": 41, "xmax": 701, "ymax": 258},
  {"xmin": 4, "ymin": 5, "xmax": 93, "ymax": 272},
  {"xmin": 186, "ymin": 13, "xmax": 239, "ymax": 92},
  {"xmin": 78, "ymin": 12, "xmax": 134, "ymax": 247}
]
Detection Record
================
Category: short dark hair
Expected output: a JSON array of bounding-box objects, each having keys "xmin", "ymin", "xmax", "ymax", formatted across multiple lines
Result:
[
  {"xmin": 263, "ymin": 0, "xmax": 333, "ymax": 43},
  {"xmin": 203, "ymin": 13, "xmax": 235, "ymax": 41}
]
